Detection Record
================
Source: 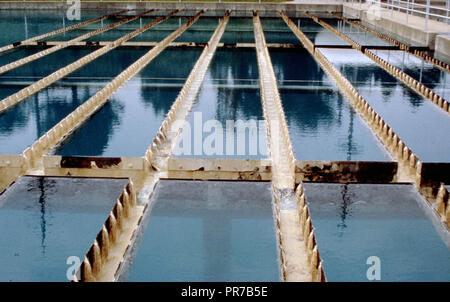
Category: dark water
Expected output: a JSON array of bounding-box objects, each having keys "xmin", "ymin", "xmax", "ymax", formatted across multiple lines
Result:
[
  {"xmin": 175, "ymin": 18, "xmax": 219, "ymax": 43},
  {"xmin": 371, "ymin": 49, "xmax": 450, "ymax": 99},
  {"xmin": 0, "ymin": 47, "xmax": 49, "ymax": 67},
  {"xmin": 291, "ymin": 18, "xmax": 350, "ymax": 46},
  {"xmin": 0, "ymin": 9, "xmax": 107, "ymax": 46},
  {"xmin": 304, "ymin": 183, "xmax": 450, "ymax": 282},
  {"xmin": 57, "ymin": 48, "xmax": 202, "ymax": 157},
  {"xmin": 172, "ymin": 48, "xmax": 268, "ymax": 159},
  {"xmin": 124, "ymin": 180, "xmax": 279, "ymax": 282},
  {"xmin": 260, "ymin": 18, "xmax": 300, "ymax": 44},
  {"xmin": 269, "ymin": 49, "xmax": 391, "ymax": 161},
  {"xmin": 0, "ymin": 176, "xmax": 128, "ymax": 282},
  {"xmin": 321, "ymin": 48, "xmax": 450, "ymax": 162},
  {"xmin": 0, "ymin": 48, "xmax": 147, "ymax": 155},
  {"xmin": 0, "ymin": 48, "xmax": 91, "ymax": 79},
  {"xmin": 46, "ymin": 11, "xmax": 160, "ymax": 42},
  {"xmin": 127, "ymin": 16, "xmax": 191, "ymax": 43},
  {"xmin": 221, "ymin": 18, "xmax": 254, "ymax": 44},
  {"xmin": 332, "ymin": 20, "xmax": 392, "ymax": 46}
]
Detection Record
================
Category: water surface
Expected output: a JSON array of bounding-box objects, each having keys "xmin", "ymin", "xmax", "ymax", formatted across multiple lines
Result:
[
  {"xmin": 304, "ymin": 183, "xmax": 450, "ymax": 282},
  {"xmin": 123, "ymin": 180, "xmax": 279, "ymax": 282},
  {"xmin": 0, "ymin": 176, "xmax": 127, "ymax": 282}
]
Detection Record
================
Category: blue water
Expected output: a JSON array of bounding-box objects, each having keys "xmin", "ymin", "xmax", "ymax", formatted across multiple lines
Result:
[
  {"xmin": 291, "ymin": 18, "xmax": 350, "ymax": 46},
  {"xmin": 175, "ymin": 18, "xmax": 219, "ymax": 43},
  {"xmin": 172, "ymin": 48, "xmax": 268, "ymax": 159},
  {"xmin": 371, "ymin": 49, "xmax": 450, "ymax": 99},
  {"xmin": 221, "ymin": 18, "xmax": 254, "ymax": 44},
  {"xmin": 331, "ymin": 20, "xmax": 392, "ymax": 46},
  {"xmin": 0, "ymin": 176, "xmax": 128, "ymax": 282},
  {"xmin": 0, "ymin": 9, "xmax": 108, "ymax": 46},
  {"xmin": 127, "ymin": 16, "xmax": 189, "ymax": 43},
  {"xmin": 321, "ymin": 48, "xmax": 450, "ymax": 162},
  {"xmin": 261, "ymin": 18, "xmax": 301, "ymax": 44},
  {"xmin": 56, "ymin": 48, "xmax": 202, "ymax": 157},
  {"xmin": 269, "ymin": 48, "xmax": 391, "ymax": 161},
  {"xmin": 0, "ymin": 48, "xmax": 147, "ymax": 154},
  {"xmin": 124, "ymin": 180, "xmax": 279, "ymax": 282},
  {"xmin": 304, "ymin": 183, "xmax": 450, "ymax": 282}
]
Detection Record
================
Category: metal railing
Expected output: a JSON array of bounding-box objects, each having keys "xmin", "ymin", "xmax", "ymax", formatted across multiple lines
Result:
[{"xmin": 348, "ymin": 0, "xmax": 450, "ymax": 29}]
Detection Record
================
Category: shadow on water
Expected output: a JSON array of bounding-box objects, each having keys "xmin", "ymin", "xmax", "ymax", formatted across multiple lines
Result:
[{"xmin": 54, "ymin": 99, "xmax": 124, "ymax": 156}]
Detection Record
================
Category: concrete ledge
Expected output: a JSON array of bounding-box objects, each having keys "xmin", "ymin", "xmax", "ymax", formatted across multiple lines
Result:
[
  {"xmin": 343, "ymin": 3, "xmax": 450, "ymax": 50},
  {"xmin": 435, "ymin": 34, "xmax": 450, "ymax": 63},
  {"xmin": 0, "ymin": 1, "xmax": 343, "ymax": 17}
]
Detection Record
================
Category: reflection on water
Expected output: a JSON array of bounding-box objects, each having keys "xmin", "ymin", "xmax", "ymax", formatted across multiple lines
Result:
[
  {"xmin": 332, "ymin": 20, "xmax": 391, "ymax": 46},
  {"xmin": 0, "ymin": 9, "xmax": 106, "ymax": 46},
  {"xmin": 221, "ymin": 18, "xmax": 254, "ymax": 44},
  {"xmin": 56, "ymin": 48, "xmax": 202, "ymax": 157},
  {"xmin": 321, "ymin": 48, "xmax": 450, "ymax": 162},
  {"xmin": 269, "ymin": 48, "xmax": 390, "ymax": 161},
  {"xmin": 260, "ymin": 18, "xmax": 300, "ymax": 44},
  {"xmin": 56, "ymin": 83, "xmax": 179, "ymax": 157},
  {"xmin": 0, "ymin": 85, "xmax": 100, "ymax": 154},
  {"xmin": 304, "ymin": 183, "xmax": 450, "ymax": 282},
  {"xmin": 0, "ymin": 176, "xmax": 127, "ymax": 281},
  {"xmin": 280, "ymin": 88, "xmax": 390, "ymax": 161},
  {"xmin": 291, "ymin": 18, "xmax": 350, "ymax": 46},
  {"xmin": 0, "ymin": 48, "xmax": 147, "ymax": 155},
  {"xmin": 371, "ymin": 49, "xmax": 450, "ymax": 99},
  {"xmin": 123, "ymin": 180, "xmax": 279, "ymax": 282},
  {"xmin": 173, "ymin": 48, "xmax": 267, "ymax": 159}
]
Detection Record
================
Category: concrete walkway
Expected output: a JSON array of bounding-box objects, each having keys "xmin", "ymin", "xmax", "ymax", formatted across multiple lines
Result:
[{"xmin": 344, "ymin": 2, "xmax": 450, "ymax": 33}]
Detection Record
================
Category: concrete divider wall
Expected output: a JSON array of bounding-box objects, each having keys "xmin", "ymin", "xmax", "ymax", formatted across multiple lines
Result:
[{"xmin": 76, "ymin": 180, "xmax": 137, "ymax": 281}]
